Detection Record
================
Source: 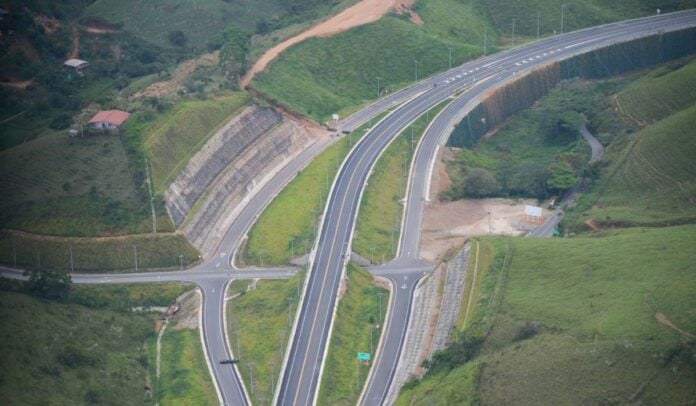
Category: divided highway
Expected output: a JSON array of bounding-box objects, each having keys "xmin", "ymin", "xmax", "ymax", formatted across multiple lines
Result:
[
  {"xmin": 278, "ymin": 9, "xmax": 696, "ymax": 406},
  {"xmin": 3, "ymin": 10, "xmax": 695, "ymax": 406}
]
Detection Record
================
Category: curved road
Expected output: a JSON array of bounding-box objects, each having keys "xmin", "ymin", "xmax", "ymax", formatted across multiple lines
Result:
[{"xmin": 277, "ymin": 9, "xmax": 696, "ymax": 406}]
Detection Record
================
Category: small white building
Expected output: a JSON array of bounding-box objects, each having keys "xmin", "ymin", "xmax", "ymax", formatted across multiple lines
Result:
[
  {"xmin": 64, "ymin": 58, "xmax": 89, "ymax": 73},
  {"xmin": 88, "ymin": 110, "xmax": 130, "ymax": 130}
]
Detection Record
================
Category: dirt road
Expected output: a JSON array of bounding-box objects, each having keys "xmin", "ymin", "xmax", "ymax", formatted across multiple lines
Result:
[{"xmin": 240, "ymin": 0, "xmax": 415, "ymax": 88}]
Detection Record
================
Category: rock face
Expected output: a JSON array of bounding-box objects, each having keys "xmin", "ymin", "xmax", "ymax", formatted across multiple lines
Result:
[
  {"xmin": 163, "ymin": 104, "xmax": 317, "ymax": 258},
  {"xmin": 165, "ymin": 105, "xmax": 281, "ymax": 227}
]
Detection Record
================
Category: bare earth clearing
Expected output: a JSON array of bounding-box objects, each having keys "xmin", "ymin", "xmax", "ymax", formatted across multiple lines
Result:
[
  {"xmin": 420, "ymin": 148, "xmax": 549, "ymax": 261},
  {"xmin": 131, "ymin": 52, "xmax": 220, "ymax": 100},
  {"xmin": 240, "ymin": 0, "xmax": 417, "ymax": 87}
]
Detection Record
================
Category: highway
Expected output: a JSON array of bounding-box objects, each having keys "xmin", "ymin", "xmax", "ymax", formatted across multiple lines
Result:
[
  {"xmin": 3, "ymin": 10, "xmax": 695, "ymax": 406},
  {"xmin": 277, "ymin": 9, "xmax": 696, "ymax": 406}
]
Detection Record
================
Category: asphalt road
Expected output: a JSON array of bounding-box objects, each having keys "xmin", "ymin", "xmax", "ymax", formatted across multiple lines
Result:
[
  {"xmin": 276, "ymin": 10, "xmax": 696, "ymax": 406},
  {"xmin": 3, "ymin": 10, "xmax": 694, "ymax": 406}
]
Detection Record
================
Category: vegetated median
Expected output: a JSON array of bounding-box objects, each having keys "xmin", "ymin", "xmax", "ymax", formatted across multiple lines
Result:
[
  {"xmin": 398, "ymin": 225, "xmax": 696, "ymax": 404},
  {"xmin": 317, "ymin": 263, "xmax": 388, "ymax": 405},
  {"xmin": 0, "ymin": 280, "xmax": 195, "ymax": 404},
  {"xmin": 242, "ymin": 113, "xmax": 387, "ymax": 267},
  {"xmin": 226, "ymin": 272, "xmax": 304, "ymax": 404},
  {"xmin": 353, "ymin": 101, "xmax": 449, "ymax": 264}
]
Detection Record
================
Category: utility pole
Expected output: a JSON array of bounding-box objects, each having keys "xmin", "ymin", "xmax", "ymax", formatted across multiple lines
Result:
[
  {"xmin": 448, "ymin": 47, "xmax": 453, "ymax": 69},
  {"xmin": 377, "ymin": 292, "xmax": 384, "ymax": 324},
  {"xmin": 134, "ymin": 245, "xmax": 138, "ymax": 272},
  {"xmin": 247, "ymin": 364, "xmax": 254, "ymax": 397},
  {"xmin": 483, "ymin": 28, "xmax": 487, "ymax": 55},
  {"xmin": 287, "ymin": 297, "xmax": 293, "ymax": 327},
  {"xmin": 414, "ymin": 60, "xmax": 418, "ymax": 82},
  {"xmin": 12, "ymin": 236, "xmax": 17, "ymax": 268},
  {"xmin": 69, "ymin": 245, "xmax": 74, "ymax": 273},
  {"xmin": 512, "ymin": 18, "xmax": 516, "ymax": 46},
  {"xmin": 561, "ymin": 4, "xmax": 566, "ymax": 34},
  {"xmin": 488, "ymin": 211, "xmax": 492, "ymax": 234},
  {"xmin": 370, "ymin": 325, "xmax": 374, "ymax": 355},
  {"xmin": 179, "ymin": 254, "xmax": 184, "ymax": 270},
  {"xmin": 376, "ymin": 77, "xmax": 381, "ymax": 100},
  {"xmin": 537, "ymin": 11, "xmax": 541, "ymax": 39},
  {"xmin": 280, "ymin": 329, "xmax": 286, "ymax": 360},
  {"xmin": 370, "ymin": 247, "xmax": 375, "ymax": 264}
]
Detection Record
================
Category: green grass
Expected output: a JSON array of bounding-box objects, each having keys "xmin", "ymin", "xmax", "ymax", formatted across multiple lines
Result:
[
  {"xmin": 0, "ymin": 229, "xmax": 199, "ymax": 272},
  {"xmin": 243, "ymin": 114, "xmax": 383, "ymax": 266},
  {"xmin": 569, "ymin": 104, "xmax": 696, "ymax": 229},
  {"xmin": 140, "ymin": 93, "xmax": 249, "ymax": 193},
  {"xmin": 317, "ymin": 263, "xmax": 389, "ymax": 405},
  {"xmin": 0, "ymin": 282, "xmax": 191, "ymax": 405},
  {"xmin": 86, "ymin": 0, "xmax": 356, "ymax": 50},
  {"xmin": 353, "ymin": 101, "xmax": 448, "ymax": 263},
  {"xmin": 0, "ymin": 129, "xmax": 173, "ymax": 236},
  {"xmin": 227, "ymin": 274, "xmax": 303, "ymax": 404},
  {"xmin": 398, "ymin": 225, "xmax": 696, "ymax": 404},
  {"xmin": 615, "ymin": 56, "xmax": 696, "ymax": 126},
  {"xmin": 254, "ymin": 0, "xmax": 488, "ymax": 122},
  {"xmin": 156, "ymin": 328, "xmax": 218, "ymax": 405}
]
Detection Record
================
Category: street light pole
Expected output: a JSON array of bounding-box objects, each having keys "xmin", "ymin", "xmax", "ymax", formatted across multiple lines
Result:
[
  {"xmin": 69, "ymin": 245, "xmax": 74, "ymax": 273},
  {"xmin": 483, "ymin": 28, "xmax": 487, "ymax": 55},
  {"xmin": 179, "ymin": 254, "xmax": 183, "ymax": 270},
  {"xmin": 134, "ymin": 245, "xmax": 138, "ymax": 272}
]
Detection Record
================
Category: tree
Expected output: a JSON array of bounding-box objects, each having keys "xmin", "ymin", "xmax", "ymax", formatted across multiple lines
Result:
[
  {"xmin": 463, "ymin": 168, "xmax": 499, "ymax": 198},
  {"xmin": 546, "ymin": 162, "xmax": 577, "ymax": 192},
  {"xmin": 24, "ymin": 269, "xmax": 72, "ymax": 301},
  {"xmin": 168, "ymin": 30, "xmax": 187, "ymax": 47}
]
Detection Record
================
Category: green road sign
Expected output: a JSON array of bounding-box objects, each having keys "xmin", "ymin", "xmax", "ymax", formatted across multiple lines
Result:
[{"xmin": 357, "ymin": 352, "xmax": 371, "ymax": 361}]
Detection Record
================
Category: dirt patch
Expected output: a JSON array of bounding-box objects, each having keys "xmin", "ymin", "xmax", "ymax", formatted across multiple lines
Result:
[
  {"xmin": 68, "ymin": 26, "xmax": 79, "ymax": 59},
  {"xmin": 585, "ymin": 218, "xmax": 599, "ymax": 230},
  {"xmin": 241, "ymin": 0, "xmax": 415, "ymax": 88},
  {"xmin": 35, "ymin": 15, "xmax": 60, "ymax": 34},
  {"xmin": 170, "ymin": 290, "xmax": 200, "ymax": 330},
  {"xmin": 394, "ymin": 3, "xmax": 423, "ymax": 25},
  {"xmin": 655, "ymin": 312, "xmax": 694, "ymax": 338},
  {"xmin": 83, "ymin": 25, "xmax": 120, "ymax": 34},
  {"xmin": 0, "ymin": 80, "xmax": 33, "ymax": 89},
  {"xmin": 131, "ymin": 51, "xmax": 219, "ymax": 100}
]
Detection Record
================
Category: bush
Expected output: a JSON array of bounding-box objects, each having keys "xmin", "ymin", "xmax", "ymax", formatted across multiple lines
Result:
[
  {"xmin": 464, "ymin": 168, "xmax": 499, "ymax": 198},
  {"xmin": 168, "ymin": 30, "xmax": 187, "ymax": 47},
  {"xmin": 49, "ymin": 113, "xmax": 73, "ymax": 130}
]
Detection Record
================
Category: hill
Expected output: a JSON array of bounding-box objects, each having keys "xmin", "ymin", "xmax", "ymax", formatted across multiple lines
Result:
[
  {"xmin": 85, "ymin": 0, "xmax": 356, "ymax": 50},
  {"xmin": 252, "ymin": 0, "xmax": 695, "ymax": 122},
  {"xmin": 397, "ymin": 225, "xmax": 696, "ymax": 404}
]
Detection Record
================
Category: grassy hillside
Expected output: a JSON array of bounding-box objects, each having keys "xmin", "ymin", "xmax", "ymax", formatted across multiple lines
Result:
[
  {"xmin": 0, "ymin": 282, "xmax": 191, "ymax": 405},
  {"xmin": 137, "ymin": 92, "xmax": 249, "ymax": 193},
  {"xmin": 253, "ymin": 0, "xmax": 693, "ymax": 122},
  {"xmin": 318, "ymin": 264, "xmax": 388, "ymax": 405},
  {"xmin": 254, "ymin": 0, "xmax": 487, "ymax": 122},
  {"xmin": 0, "ymin": 230, "xmax": 199, "ymax": 272},
  {"xmin": 0, "ymin": 130, "xmax": 172, "ymax": 237},
  {"xmin": 398, "ymin": 226, "xmax": 696, "ymax": 404},
  {"xmin": 86, "ymin": 0, "xmax": 356, "ymax": 50},
  {"xmin": 570, "ymin": 104, "xmax": 696, "ymax": 229},
  {"xmin": 615, "ymin": 57, "xmax": 696, "ymax": 127}
]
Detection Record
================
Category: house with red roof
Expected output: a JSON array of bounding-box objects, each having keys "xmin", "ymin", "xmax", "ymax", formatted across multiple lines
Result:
[{"xmin": 88, "ymin": 110, "xmax": 130, "ymax": 130}]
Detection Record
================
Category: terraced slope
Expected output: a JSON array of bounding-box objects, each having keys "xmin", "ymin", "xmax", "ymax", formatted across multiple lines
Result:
[{"xmin": 397, "ymin": 226, "xmax": 696, "ymax": 404}]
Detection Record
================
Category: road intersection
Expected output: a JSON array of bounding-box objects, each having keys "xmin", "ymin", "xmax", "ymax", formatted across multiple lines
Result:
[{"xmin": 3, "ymin": 10, "xmax": 696, "ymax": 406}]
